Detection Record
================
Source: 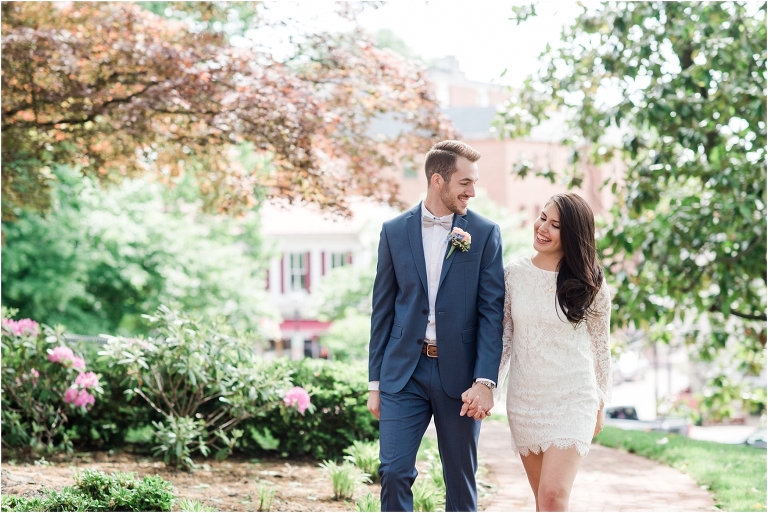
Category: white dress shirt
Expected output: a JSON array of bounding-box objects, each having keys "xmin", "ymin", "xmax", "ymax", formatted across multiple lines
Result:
[{"xmin": 420, "ymin": 202, "xmax": 452, "ymax": 342}]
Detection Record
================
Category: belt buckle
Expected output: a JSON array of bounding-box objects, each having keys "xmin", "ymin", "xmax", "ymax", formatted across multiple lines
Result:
[{"xmin": 424, "ymin": 343, "xmax": 438, "ymax": 358}]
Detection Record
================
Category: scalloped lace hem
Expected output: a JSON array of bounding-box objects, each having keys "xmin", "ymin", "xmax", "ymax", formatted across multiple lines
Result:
[{"xmin": 514, "ymin": 438, "xmax": 590, "ymax": 457}]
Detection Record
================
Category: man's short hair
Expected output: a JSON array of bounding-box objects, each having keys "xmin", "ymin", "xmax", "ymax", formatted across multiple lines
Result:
[{"xmin": 424, "ymin": 140, "xmax": 481, "ymax": 184}]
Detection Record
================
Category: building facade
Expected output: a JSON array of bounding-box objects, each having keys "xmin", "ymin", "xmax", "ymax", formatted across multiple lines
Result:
[{"xmin": 260, "ymin": 56, "xmax": 619, "ymax": 359}]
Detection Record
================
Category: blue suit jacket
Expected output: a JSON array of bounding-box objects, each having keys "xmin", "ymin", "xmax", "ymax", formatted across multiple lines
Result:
[{"xmin": 369, "ymin": 203, "xmax": 505, "ymax": 399}]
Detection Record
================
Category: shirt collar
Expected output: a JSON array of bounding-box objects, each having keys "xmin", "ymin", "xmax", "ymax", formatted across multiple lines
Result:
[{"xmin": 421, "ymin": 201, "xmax": 454, "ymax": 223}]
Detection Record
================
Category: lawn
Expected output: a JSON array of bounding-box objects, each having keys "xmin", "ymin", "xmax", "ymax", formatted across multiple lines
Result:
[{"xmin": 595, "ymin": 426, "xmax": 766, "ymax": 512}]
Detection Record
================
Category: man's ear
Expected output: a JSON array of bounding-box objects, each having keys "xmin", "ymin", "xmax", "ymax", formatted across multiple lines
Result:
[{"xmin": 430, "ymin": 173, "xmax": 443, "ymax": 190}]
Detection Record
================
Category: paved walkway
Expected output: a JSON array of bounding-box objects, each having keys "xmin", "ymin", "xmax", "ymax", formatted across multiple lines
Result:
[{"xmin": 476, "ymin": 421, "xmax": 717, "ymax": 511}]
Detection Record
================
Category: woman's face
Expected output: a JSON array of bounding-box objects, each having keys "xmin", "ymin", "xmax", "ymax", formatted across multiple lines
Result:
[{"xmin": 533, "ymin": 202, "xmax": 564, "ymax": 259}]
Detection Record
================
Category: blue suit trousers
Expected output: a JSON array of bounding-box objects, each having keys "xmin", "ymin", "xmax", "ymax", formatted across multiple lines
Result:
[{"xmin": 378, "ymin": 353, "xmax": 481, "ymax": 512}]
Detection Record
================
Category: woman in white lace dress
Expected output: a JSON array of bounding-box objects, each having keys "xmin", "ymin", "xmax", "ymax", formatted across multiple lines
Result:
[{"xmin": 497, "ymin": 192, "xmax": 612, "ymax": 511}]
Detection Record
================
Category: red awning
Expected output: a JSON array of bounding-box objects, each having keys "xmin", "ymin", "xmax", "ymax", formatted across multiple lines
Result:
[{"xmin": 279, "ymin": 319, "xmax": 332, "ymax": 337}]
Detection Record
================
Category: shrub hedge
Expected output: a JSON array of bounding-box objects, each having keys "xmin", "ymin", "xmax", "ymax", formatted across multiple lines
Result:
[{"xmin": 241, "ymin": 358, "xmax": 378, "ymax": 460}]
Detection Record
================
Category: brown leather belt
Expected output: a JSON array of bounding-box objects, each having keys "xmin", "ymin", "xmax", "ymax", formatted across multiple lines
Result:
[{"xmin": 421, "ymin": 342, "xmax": 438, "ymax": 358}]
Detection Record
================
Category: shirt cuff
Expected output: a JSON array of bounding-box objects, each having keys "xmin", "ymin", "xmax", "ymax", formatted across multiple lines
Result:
[
  {"xmin": 368, "ymin": 381, "xmax": 380, "ymax": 391},
  {"xmin": 474, "ymin": 378, "xmax": 497, "ymax": 388}
]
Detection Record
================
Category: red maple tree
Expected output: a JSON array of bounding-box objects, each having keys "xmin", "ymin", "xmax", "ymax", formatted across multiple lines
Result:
[{"xmin": 1, "ymin": 2, "xmax": 454, "ymax": 221}]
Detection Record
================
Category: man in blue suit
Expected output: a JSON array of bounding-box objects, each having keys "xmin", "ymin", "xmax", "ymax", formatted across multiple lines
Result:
[{"xmin": 368, "ymin": 140, "xmax": 505, "ymax": 512}]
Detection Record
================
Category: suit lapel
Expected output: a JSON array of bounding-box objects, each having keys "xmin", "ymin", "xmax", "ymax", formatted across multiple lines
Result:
[
  {"xmin": 438, "ymin": 213, "xmax": 468, "ymax": 290},
  {"xmin": 407, "ymin": 205, "xmax": 429, "ymax": 297}
]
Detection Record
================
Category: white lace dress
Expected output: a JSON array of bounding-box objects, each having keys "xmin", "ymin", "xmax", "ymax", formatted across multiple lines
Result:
[{"xmin": 497, "ymin": 255, "xmax": 612, "ymax": 457}]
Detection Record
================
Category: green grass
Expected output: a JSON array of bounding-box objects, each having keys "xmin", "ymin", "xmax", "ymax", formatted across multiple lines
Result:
[{"xmin": 595, "ymin": 426, "xmax": 766, "ymax": 512}]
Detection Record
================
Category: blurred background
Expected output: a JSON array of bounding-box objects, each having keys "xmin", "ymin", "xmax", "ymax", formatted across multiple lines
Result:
[{"xmin": 2, "ymin": 1, "xmax": 765, "ymax": 447}]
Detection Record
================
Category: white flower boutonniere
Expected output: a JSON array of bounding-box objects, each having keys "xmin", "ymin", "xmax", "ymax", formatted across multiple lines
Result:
[{"xmin": 446, "ymin": 227, "xmax": 471, "ymax": 260}]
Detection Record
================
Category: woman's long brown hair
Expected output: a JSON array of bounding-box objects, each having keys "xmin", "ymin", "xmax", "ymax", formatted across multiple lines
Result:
[{"xmin": 549, "ymin": 193, "xmax": 604, "ymax": 327}]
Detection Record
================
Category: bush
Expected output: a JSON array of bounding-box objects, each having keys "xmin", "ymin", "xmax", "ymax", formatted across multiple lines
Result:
[
  {"xmin": 99, "ymin": 305, "xmax": 294, "ymax": 468},
  {"xmin": 0, "ymin": 469, "xmax": 175, "ymax": 511},
  {"xmin": 242, "ymin": 358, "xmax": 377, "ymax": 460},
  {"xmin": 344, "ymin": 440, "xmax": 380, "ymax": 483},
  {"xmin": 59, "ymin": 338, "xmax": 159, "ymax": 451},
  {"xmin": 1, "ymin": 308, "xmax": 104, "ymax": 455},
  {"xmin": 319, "ymin": 460, "xmax": 371, "ymax": 500},
  {"xmin": 353, "ymin": 492, "xmax": 381, "ymax": 512},
  {"xmin": 412, "ymin": 478, "xmax": 445, "ymax": 512}
]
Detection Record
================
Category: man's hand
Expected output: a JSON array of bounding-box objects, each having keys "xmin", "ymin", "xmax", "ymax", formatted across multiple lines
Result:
[
  {"xmin": 460, "ymin": 383, "xmax": 494, "ymax": 420},
  {"xmin": 593, "ymin": 404, "xmax": 605, "ymax": 437},
  {"xmin": 368, "ymin": 390, "xmax": 381, "ymax": 420}
]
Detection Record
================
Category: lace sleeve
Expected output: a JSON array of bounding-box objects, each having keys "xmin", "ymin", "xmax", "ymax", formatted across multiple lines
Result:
[
  {"xmin": 494, "ymin": 264, "xmax": 514, "ymax": 403},
  {"xmin": 587, "ymin": 281, "xmax": 612, "ymax": 407}
]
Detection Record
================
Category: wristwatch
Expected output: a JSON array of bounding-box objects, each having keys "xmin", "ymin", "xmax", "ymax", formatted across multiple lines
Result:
[{"xmin": 474, "ymin": 378, "xmax": 496, "ymax": 390}]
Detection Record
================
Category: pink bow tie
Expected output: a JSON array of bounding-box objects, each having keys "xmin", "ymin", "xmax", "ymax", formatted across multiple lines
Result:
[{"xmin": 422, "ymin": 216, "xmax": 452, "ymax": 230}]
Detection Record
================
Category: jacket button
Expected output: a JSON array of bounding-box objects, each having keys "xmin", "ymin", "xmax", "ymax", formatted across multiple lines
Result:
[
  {"xmin": 421, "ymin": 309, "xmax": 428, "ymax": 315},
  {"xmin": 417, "ymin": 338, "xmax": 423, "ymax": 345}
]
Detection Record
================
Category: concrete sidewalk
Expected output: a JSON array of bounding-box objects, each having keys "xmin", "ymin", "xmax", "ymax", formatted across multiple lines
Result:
[{"xmin": 478, "ymin": 420, "xmax": 717, "ymax": 512}]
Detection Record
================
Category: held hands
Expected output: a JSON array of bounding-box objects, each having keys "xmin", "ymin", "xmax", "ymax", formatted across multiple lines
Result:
[
  {"xmin": 593, "ymin": 405, "xmax": 605, "ymax": 437},
  {"xmin": 460, "ymin": 383, "xmax": 494, "ymax": 420}
]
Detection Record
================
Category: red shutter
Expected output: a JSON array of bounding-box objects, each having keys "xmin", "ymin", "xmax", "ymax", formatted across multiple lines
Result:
[
  {"xmin": 321, "ymin": 251, "xmax": 326, "ymax": 276},
  {"xmin": 305, "ymin": 251, "xmax": 311, "ymax": 292},
  {"xmin": 347, "ymin": 252, "xmax": 353, "ymax": 265},
  {"xmin": 280, "ymin": 254, "xmax": 285, "ymax": 294}
]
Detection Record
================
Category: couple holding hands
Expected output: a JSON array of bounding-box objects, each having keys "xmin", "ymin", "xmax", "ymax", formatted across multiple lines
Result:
[{"xmin": 367, "ymin": 140, "xmax": 612, "ymax": 512}]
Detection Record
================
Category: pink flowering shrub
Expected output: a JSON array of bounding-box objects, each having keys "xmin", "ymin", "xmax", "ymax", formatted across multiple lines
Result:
[
  {"xmin": 48, "ymin": 346, "xmax": 87, "ymax": 370},
  {"xmin": 75, "ymin": 371, "xmax": 100, "ymax": 389},
  {"xmin": 2, "ymin": 318, "xmax": 40, "ymax": 337},
  {"xmin": 98, "ymin": 305, "xmax": 293, "ymax": 469},
  {"xmin": 1, "ymin": 307, "xmax": 103, "ymax": 454},
  {"xmin": 61, "ymin": 371, "xmax": 101, "ymax": 411},
  {"xmin": 283, "ymin": 386, "xmax": 312, "ymax": 414}
]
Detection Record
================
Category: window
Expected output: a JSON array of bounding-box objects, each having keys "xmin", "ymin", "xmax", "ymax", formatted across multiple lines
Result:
[
  {"xmin": 330, "ymin": 252, "xmax": 351, "ymax": 269},
  {"xmin": 289, "ymin": 252, "xmax": 308, "ymax": 292}
]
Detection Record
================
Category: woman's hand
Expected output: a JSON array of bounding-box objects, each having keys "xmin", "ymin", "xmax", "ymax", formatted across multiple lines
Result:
[{"xmin": 593, "ymin": 405, "xmax": 605, "ymax": 437}]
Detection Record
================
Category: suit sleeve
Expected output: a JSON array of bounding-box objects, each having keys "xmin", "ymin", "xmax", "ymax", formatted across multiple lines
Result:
[
  {"xmin": 368, "ymin": 225, "xmax": 397, "ymax": 382},
  {"xmin": 473, "ymin": 224, "xmax": 506, "ymax": 383}
]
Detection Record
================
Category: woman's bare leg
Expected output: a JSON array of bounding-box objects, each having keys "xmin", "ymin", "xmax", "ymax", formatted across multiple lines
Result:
[
  {"xmin": 519, "ymin": 451, "xmax": 544, "ymax": 511},
  {"xmin": 536, "ymin": 446, "xmax": 583, "ymax": 511}
]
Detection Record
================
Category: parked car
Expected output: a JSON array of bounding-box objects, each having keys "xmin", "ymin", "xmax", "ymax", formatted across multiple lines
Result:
[
  {"xmin": 745, "ymin": 429, "xmax": 767, "ymax": 449},
  {"xmin": 604, "ymin": 405, "xmax": 691, "ymax": 436}
]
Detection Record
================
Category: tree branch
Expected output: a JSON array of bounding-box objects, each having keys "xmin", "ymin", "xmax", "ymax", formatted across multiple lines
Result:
[{"xmin": 730, "ymin": 309, "xmax": 766, "ymax": 321}]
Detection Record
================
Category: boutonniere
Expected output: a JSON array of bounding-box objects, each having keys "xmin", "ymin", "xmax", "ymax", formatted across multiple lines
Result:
[{"xmin": 446, "ymin": 227, "xmax": 471, "ymax": 259}]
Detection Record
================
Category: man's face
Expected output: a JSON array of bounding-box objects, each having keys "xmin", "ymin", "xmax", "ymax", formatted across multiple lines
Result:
[{"xmin": 438, "ymin": 157, "xmax": 478, "ymax": 215}]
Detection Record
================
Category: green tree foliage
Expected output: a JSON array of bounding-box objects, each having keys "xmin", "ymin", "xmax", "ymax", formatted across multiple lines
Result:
[
  {"xmin": 469, "ymin": 188, "xmax": 530, "ymax": 262},
  {"xmin": 499, "ymin": 2, "xmax": 766, "ymax": 415},
  {"xmin": 320, "ymin": 311, "xmax": 372, "ymax": 361},
  {"xmin": 1, "ymin": 166, "xmax": 276, "ymax": 337}
]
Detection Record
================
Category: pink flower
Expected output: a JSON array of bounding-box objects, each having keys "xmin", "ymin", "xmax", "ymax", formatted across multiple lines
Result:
[
  {"xmin": 20, "ymin": 368, "xmax": 40, "ymax": 386},
  {"xmin": 283, "ymin": 386, "xmax": 311, "ymax": 414},
  {"xmin": 72, "ymin": 390, "xmax": 95, "ymax": 409},
  {"xmin": 63, "ymin": 387, "xmax": 79, "ymax": 404},
  {"xmin": 48, "ymin": 346, "xmax": 85, "ymax": 369},
  {"xmin": 75, "ymin": 371, "xmax": 99, "ymax": 389},
  {"xmin": 2, "ymin": 318, "xmax": 39, "ymax": 337},
  {"xmin": 64, "ymin": 387, "xmax": 95, "ymax": 409},
  {"xmin": 450, "ymin": 227, "xmax": 472, "ymax": 245},
  {"xmin": 48, "ymin": 346, "xmax": 75, "ymax": 365}
]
